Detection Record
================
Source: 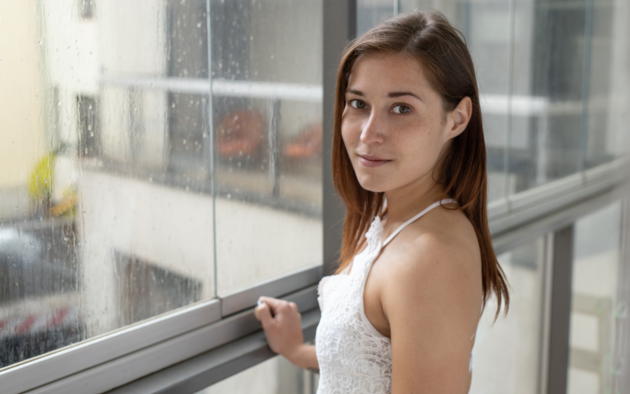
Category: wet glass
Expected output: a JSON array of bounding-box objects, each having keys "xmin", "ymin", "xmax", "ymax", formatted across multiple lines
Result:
[
  {"xmin": 211, "ymin": 0, "xmax": 323, "ymax": 295},
  {"xmin": 0, "ymin": 0, "xmax": 323, "ymax": 370},
  {"xmin": 1, "ymin": 0, "xmax": 214, "ymax": 369}
]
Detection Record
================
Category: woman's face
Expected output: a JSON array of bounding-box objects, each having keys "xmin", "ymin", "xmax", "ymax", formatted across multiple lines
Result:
[{"xmin": 341, "ymin": 52, "xmax": 467, "ymax": 193}]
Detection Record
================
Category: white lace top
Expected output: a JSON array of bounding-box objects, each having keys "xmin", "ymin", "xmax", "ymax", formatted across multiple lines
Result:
[{"xmin": 315, "ymin": 198, "xmax": 476, "ymax": 394}]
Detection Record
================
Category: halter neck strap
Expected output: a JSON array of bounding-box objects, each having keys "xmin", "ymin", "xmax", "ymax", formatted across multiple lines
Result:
[{"xmin": 381, "ymin": 198, "xmax": 457, "ymax": 248}]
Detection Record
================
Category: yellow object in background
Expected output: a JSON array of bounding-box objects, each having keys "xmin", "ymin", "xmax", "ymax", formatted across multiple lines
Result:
[{"xmin": 27, "ymin": 152, "xmax": 55, "ymax": 200}]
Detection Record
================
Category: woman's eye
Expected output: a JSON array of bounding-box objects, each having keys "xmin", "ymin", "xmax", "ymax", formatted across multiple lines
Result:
[
  {"xmin": 348, "ymin": 99, "xmax": 366, "ymax": 109},
  {"xmin": 392, "ymin": 104, "xmax": 412, "ymax": 114}
]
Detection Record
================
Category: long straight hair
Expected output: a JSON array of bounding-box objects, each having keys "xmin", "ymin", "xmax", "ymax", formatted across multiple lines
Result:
[{"xmin": 331, "ymin": 11, "xmax": 509, "ymax": 318}]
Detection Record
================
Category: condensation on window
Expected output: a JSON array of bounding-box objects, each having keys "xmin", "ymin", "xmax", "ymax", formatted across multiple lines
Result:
[{"xmin": 1, "ymin": 0, "xmax": 323, "ymax": 370}]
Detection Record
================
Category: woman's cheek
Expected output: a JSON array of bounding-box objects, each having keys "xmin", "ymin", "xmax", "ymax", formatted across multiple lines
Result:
[
  {"xmin": 340, "ymin": 122, "xmax": 351, "ymax": 143},
  {"xmin": 341, "ymin": 118, "xmax": 361, "ymax": 144},
  {"xmin": 392, "ymin": 113, "xmax": 423, "ymax": 129}
]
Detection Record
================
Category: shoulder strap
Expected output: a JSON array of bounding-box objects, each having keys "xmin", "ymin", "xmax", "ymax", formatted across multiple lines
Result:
[{"xmin": 381, "ymin": 198, "xmax": 457, "ymax": 248}]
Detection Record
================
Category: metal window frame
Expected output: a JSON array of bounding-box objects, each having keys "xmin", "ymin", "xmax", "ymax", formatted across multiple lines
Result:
[
  {"xmin": 23, "ymin": 286, "xmax": 319, "ymax": 394},
  {"xmin": 544, "ymin": 225, "xmax": 575, "ymax": 394},
  {"xmin": 615, "ymin": 194, "xmax": 630, "ymax": 392},
  {"xmin": 0, "ymin": 265, "xmax": 322, "ymax": 394},
  {"xmin": 322, "ymin": 0, "xmax": 355, "ymax": 277},
  {"xmin": 1, "ymin": 0, "xmax": 629, "ymax": 392}
]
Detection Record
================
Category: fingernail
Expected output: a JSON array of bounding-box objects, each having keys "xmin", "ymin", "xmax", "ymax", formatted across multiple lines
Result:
[{"xmin": 257, "ymin": 299, "xmax": 264, "ymax": 307}]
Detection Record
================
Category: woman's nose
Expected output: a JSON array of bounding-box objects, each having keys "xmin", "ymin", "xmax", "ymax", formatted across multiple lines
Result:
[{"xmin": 359, "ymin": 113, "xmax": 384, "ymax": 144}]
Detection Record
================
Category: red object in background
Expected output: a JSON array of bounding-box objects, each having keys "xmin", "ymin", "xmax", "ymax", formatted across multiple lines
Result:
[
  {"xmin": 217, "ymin": 110, "xmax": 265, "ymax": 158},
  {"xmin": 283, "ymin": 123, "xmax": 323, "ymax": 159},
  {"xmin": 0, "ymin": 305, "xmax": 77, "ymax": 339}
]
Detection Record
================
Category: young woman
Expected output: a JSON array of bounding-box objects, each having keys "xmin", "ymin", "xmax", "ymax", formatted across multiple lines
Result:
[{"xmin": 254, "ymin": 10, "xmax": 509, "ymax": 394}]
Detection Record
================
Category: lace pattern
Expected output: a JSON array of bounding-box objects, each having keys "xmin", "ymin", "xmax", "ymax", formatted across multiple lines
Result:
[
  {"xmin": 315, "ymin": 216, "xmax": 391, "ymax": 394},
  {"xmin": 314, "ymin": 199, "xmax": 474, "ymax": 394}
]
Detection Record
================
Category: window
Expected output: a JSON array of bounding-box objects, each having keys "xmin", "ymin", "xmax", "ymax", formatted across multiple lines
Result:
[{"xmin": 1, "ymin": 0, "xmax": 322, "ymax": 383}]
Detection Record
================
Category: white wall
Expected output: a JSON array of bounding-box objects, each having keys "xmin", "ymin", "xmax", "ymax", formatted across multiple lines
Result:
[{"xmin": 0, "ymin": 0, "xmax": 46, "ymax": 219}]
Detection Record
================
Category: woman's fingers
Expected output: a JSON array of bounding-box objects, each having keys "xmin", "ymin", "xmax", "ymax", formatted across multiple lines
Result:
[
  {"xmin": 253, "ymin": 296, "xmax": 305, "ymax": 358},
  {"xmin": 255, "ymin": 302, "xmax": 274, "ymax": 328},
  {"xmin": 258, "ymin": 296, "xmax": 299, "ymax": 316},
  {"xmin": 258, "ymin": 296, "xmax": 283, "ymax": 311}
]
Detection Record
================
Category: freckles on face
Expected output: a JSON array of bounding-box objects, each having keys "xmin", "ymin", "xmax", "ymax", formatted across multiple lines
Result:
[{"xmin": 340, "ymin": 52, "xmax": 449, "ymax": 193}]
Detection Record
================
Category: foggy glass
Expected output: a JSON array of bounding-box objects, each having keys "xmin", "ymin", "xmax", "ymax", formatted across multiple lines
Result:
[{"xmin": 1, "ymin": 0, "xmax": 322, "ymax": 370}]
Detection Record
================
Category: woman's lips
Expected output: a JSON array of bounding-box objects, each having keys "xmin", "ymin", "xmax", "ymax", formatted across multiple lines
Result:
[{"xmin": 357, "ymin": 154, "xmax": 392, "ymax": 167}]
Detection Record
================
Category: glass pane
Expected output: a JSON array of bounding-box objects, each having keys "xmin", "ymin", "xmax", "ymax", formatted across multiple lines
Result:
[
  {"xmin": 583, "ymin": 2, "xmax": 630, "ymax": 168},
  {"xmin": 198, "ymin": 356, "xmax": 316, "ymax": 394},
  {"xmin": 0, "ymin": 0, "xmax": 216, "ymax": 370},
  {"xmin": 568, "ymin": 202, "xmax": 623, "ymax": 393},
  {"xmin": 212, "ymin": 0, "xmax": 323, "ymax": 295},
  {"xmin": 461, "ymin": 2, "xmax": 512, "ymax": 203},
  {"xmin": 2, "ymin": 0, "xmax": 327, "ymax": 370},
  {"xmin": 357, "ymin": 0, "xmax": 395, "ymax": 36},
  {"xmin": 508, "ymin": 0, "xmax": 587, "ymax": 192},
  {"xmin": 470, "ymin": 238, "xmax": 546, "ymax": 394}
]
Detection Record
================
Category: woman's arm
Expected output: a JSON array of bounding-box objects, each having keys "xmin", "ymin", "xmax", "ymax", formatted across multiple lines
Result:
[
  {"xmin": 287, "ymin": 343, "xmax": 319, "ymax": 371},
  {"xmin": 382, "ymin": 236, "xmax": 481, "ymax": 394},
  {"xmin": 254, "ymin": 297, "xmax": 319, "ymax": 371}
]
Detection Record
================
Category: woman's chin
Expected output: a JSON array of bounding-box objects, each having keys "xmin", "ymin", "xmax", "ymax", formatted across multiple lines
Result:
[{"xmin": 357, "ymin": 177, "xmax": 389, "ymax": 193}]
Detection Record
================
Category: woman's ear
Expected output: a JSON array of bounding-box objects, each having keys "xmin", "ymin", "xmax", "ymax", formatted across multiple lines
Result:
[{"xmin": 446, "ymin": 96, "xmax": 472, "ymax": 140}]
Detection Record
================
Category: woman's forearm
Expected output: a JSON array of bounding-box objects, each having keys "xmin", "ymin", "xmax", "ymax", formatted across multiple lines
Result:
[{"xmin": 287, "ymin": 343, "xmax": 319, "ymax": 371}]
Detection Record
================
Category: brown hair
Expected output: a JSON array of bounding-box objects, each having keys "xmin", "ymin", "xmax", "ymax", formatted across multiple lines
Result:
[{"xmin": 331, "ymin": 10, "xmax": 509, "ymax": 318}]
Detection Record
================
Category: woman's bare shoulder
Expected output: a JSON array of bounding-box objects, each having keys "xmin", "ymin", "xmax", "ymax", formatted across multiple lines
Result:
[
  {"xmin": 386, "ymin": 226, "xmax": 477, "ymax": 282},
  {"xmin": 392, "ymin": 206, "xmax": 480, "ymax": 268},
  {"xmin": 381, "ymin": 207, "xmax": 482, "ymax": 314}
]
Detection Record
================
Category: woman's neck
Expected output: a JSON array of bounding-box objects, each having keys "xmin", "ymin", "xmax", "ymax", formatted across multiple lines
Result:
[{"xmin": 383, "ymin": 179, "xmax": 447, "ymax": 227}]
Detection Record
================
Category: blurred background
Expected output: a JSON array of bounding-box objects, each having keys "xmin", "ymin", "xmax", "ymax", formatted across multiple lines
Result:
[{"xmin": 0, "ymin": 1, "xmax": 628, "ymax": 393}]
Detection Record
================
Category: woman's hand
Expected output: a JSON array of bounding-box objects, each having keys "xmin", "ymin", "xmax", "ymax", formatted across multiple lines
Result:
[{"xmin": 254, "ymin": 296, "xmax": 304, "ymax": 360}]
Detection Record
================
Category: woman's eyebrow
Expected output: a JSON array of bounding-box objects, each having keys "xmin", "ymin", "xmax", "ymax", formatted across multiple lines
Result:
[
  {"xmin": 346, "ymin": 89, "xmax": 364, "ymax": 96},
  {"xmin": 346, "ymin": 89, "xmax": 423, "ymax": 102},
  {"xmin": 388, "ymin": 91, "xmax": 423, "ymax": 102}
]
